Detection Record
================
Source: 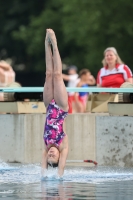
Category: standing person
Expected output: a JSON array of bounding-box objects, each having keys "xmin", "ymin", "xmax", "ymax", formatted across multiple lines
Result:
[
  {"xmin": 97, "ymin": 47, "xmax": 133, "ymax": 87},
  {"xmin": 0, "ymin": 61, "xmax": 15, "ymax": 101},
  {"xmin": 42, "ymin": 29, "xmax": 69, "ymax": 177},
  {"xmin": 75, "ymin": 69, "xmax": 95, "ymax": 113},
  {"xmin": 62, "ymin": 65, "xmax": 79, "ymax": 113}
]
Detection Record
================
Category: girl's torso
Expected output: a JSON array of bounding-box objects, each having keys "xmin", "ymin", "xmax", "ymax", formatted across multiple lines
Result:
[{"xmin": 44, "ymin": 99, "xmax": 68, "ymax": 149}]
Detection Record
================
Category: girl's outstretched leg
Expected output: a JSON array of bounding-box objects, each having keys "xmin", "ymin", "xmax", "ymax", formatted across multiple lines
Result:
[
  {"xmin": 43, "ymin": 30, "xmax": 54, "ymax": 107},
  {"xmin": 47, "ymin": 29, "xmax": 68, "ymax": 111}
]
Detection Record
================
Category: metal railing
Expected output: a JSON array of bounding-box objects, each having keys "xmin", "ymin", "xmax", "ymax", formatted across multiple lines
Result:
[{"xmin": 0, "ymin": 87, "xmax": 132, "ymax": 93}]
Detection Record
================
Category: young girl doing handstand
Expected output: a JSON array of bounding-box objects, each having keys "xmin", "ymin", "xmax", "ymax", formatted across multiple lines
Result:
[{"xmin": 42, "ymin": 29, "xmax": 69, "ymax": 177}]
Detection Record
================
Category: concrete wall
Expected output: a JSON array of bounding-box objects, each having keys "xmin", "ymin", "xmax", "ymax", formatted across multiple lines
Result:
[
  {"xmin": 0, "ymin": 114, "xmax": 96, "ymax": 163},
  {"xmin": 96, "ymin": 116, "xmax": 133, "ymax": 167},
  {"xmin": 0, "ymin": 114, "xmax": 133, "ymax": 166},
  {"xmin": 66, "ymin": 114, "xmax": 96, "ymax": 161},
  {"xmin": 0, "ymin": 114, "xmax": 45, "ymax": 163}
]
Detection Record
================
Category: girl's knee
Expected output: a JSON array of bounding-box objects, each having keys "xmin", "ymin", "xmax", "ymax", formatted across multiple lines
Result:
[
  {"xmin": 46, "ymin": 71, "xmax": 52, "ymax": 79},
  {"xmin": 54, "ymin": 71, "xmax": 62, "ymax": 80}
]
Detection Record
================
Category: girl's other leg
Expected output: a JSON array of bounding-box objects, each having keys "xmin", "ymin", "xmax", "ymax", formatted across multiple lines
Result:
[
  {"xmin": 48, "ymin": 29, "xmax": 68, "ymax": 111},
  {"xmin": 43, "ymin": 31, "xmax": 54, "ymax": 107}
]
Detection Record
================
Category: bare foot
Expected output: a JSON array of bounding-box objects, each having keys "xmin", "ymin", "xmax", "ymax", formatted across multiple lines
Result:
[
  {"xmin": 45, "ymin": 30, "xmax": 51, "ymax": 46},
  {"xmin": 47, "ymin": 29, "xmax": 57, "ymax": 47}
]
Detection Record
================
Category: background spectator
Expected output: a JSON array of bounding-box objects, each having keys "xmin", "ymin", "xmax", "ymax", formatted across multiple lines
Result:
[
  {"xmin": 97, "ymin": 47, "xmax": 133, "ymax": 88},
  {"xmin": 0, "ymin": 61, "xmax": 15, "ymax": 101},
  {"xmin": 62, "ymin": 65, "xmax": 79, "ymax": 113},
  {"xmin": 75, "ymin": 69, "xmax": 95, "ymax": 113},
  {"xmin": 0, "ymin": 61, "xmax": 15, "ymax": 87}
]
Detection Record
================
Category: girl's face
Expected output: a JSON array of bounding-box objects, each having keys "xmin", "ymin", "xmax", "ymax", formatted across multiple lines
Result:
[
  {"xmin": 47, "ymin": 146, "xmax": 60, "ymax": 164},
  {"xmin": 105, "ymin": 50, "xmax": 117, "ymax": 65},
  {"xmin": 81, "ymin": 72, "xmax": 91, "ymax": 81}
]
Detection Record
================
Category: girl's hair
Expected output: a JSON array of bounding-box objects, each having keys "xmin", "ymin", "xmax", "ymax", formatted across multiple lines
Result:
[
  {"xmin": 79, "ymin": 68, "xmax": 90, "ymax": 78},
  {"xmin": 102, "ymin": 47, "xmax": 124, "ymax": 66},
  {"xmin": 47, "ymin": 162, "xmax": 58, "ymax": 168}
]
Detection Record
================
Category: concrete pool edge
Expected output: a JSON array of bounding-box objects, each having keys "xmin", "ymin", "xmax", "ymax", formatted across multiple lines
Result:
[{"xmin": 0, "ymin": 113, "xmax": 133, "ymax": 167}]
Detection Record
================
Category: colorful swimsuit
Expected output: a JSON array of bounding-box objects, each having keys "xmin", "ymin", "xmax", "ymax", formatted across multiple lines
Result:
[
  {"xmin": 44, "ymin": 99, "xmax": 68, "ymax": 147},
  {"xmin": 79, "ymin": 84, "xmax": 89, "ymax": 106}
]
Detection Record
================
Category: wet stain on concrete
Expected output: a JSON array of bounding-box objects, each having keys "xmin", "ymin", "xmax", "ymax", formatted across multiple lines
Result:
[
  {"xmin": 121, "ymin": 128, "xmax": 125, "ymax": 133},
  {"xmin": 122, "ymin": 138, "xmax": 127, "ymax": 144},
  {"xmin": 112, "ymin": 155, "xmax": 117, "ymax": 164},
  {"xmin": 110, "ymin": 148, "xmax": 115, "ymax": 152},
  {"xmin": 103, "ymin": 156, "xmax": 111, "ymax": 165},
  {"xmin": 116, "ymin": 149, "xmax": 120, "ymax": 153},
  {"xmin": 123, "ymin": 153, "xmax": 133, "ymax": 167},
  {"xmin": 102, "ymin": 155, "xmax": 119, "ymax": 166},
  {"xmin": 103, "ymin": 131, "xmax": 108, "ymax": 135}
]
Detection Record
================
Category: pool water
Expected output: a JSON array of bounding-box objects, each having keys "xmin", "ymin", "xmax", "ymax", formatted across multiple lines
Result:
[{"xmin": 0, "ymin": 162, "xmax": 133, "ymax": 199}]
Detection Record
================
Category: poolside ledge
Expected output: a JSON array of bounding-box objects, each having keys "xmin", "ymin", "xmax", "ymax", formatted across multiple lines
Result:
[{"xmin": 0, "ymin": 113, "xmax": 133, "ymax": 167}]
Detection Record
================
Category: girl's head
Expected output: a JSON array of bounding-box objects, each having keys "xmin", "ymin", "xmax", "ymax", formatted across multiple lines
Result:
[
  {"xmin": 102, "ymin": 47, "xmax": 124, "ymax": 67},
  {"xmin": 79, "ymin": 69, "xmax": 91, "ymax": 81},
  {"xmin": 47, "ymin": 146, "xmax": 60, "ymax": 168}
]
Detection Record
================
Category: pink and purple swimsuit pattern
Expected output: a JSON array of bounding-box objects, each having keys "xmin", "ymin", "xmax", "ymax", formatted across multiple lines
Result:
[{"xmin": 44, "ymin": 99, "xmax": 68, "ymax": 147}]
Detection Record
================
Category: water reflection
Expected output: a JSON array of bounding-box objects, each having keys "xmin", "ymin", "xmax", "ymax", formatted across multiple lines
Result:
[
  {"xmin": 41, "ymin": 181, "xmax": 96, "ymax": 200},
  {"xmin": 0, "ymin": 180, "xmax": 133, "ymax": 199},
  {"xmin": 0, "ymin": 163, "xmax": 133, "ymax": 199},
  {"xmin": 41, "ymin": 181, "xmax": 67, "ymax": 199},
  {"xmin": 96, "ymin": 181, "xmax": 133, "ymax": 200},
  {"xmin": 41, "ymin": 180, "xmax": 133, "ymax": 200}
]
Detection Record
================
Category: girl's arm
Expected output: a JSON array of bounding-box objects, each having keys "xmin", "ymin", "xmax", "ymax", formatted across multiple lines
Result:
[
  {"xmin": 41, "ymin": 149, "xmax": 48, "ymax": 176},
  {"xmin": 87, "ymin": 75, "xmax": 96, "ymax": 85},
  {"xmin": 58, "ymin": 146, "xmax": 68, "ymax": 177},
  {"xmin": 58, "ymin": 135, "xmax": 68, "ymax": 177}
]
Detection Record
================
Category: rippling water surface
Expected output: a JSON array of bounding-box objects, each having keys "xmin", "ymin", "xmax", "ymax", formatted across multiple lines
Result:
[{"xmin": 0, "ymin": 162, "xmax": 133, "ymax": 199}]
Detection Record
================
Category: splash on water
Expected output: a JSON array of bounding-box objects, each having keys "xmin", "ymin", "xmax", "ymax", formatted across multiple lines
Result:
[
  {"xmin": 0, "ymin": 161, "xmax": 133, "ymax": 184},
  {"xmin": 41, "ymin": 167, "xmax": 63, "ymax": 181}
]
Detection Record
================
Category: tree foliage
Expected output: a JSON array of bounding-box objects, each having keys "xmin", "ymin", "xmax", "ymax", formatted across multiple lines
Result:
[{"xmin": 0, "ymin": 0, "xmax": 133, "ymax": 76}]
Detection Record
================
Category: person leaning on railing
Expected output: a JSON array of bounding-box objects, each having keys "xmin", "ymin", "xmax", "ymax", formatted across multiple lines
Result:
[
  {"xmin": 62, "ymin": 65, "xmax": 79, "ymax": 113},
  {"xmin": 0, "ymin": 60, "xmax": 15, "ymax": 101},
  {"xmin": 97, "ymin": 47, "xmax": 133, "ymax": 88},
  {"xmin": 74, "ymin": 69, "xmax": 96, "ymax": 113}
]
